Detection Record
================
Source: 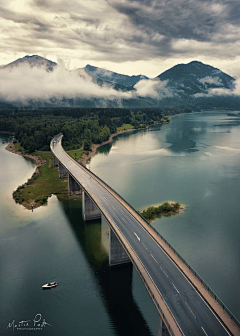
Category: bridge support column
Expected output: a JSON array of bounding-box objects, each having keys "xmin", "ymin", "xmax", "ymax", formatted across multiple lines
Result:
[
  {"xmin": 68, "ymin": 174, "xmax": 82, "ymax": 195},
  {"xmin": 83, "ymin": 191, "xmax": 101, "ymax": 221},
  {"xmin": 109, "ymin": 228, "xmax": 131, "ymax": 266},
  {"xmin": 59, "ymin": 162, "xmax": 68, "ymax": 178},
  {"xmin": 53, "ymin": 155, "xmax": 59, "ymax": 166},
  {"xmin": 158, "ymin": 317, "xmax": 169, "ymax": 336},
  {"xmin": 158, "ymin": 317, "xmax": 162, "ymax": 336}
]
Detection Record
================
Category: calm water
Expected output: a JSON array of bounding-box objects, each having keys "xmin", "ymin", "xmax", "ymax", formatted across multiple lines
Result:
[{"xmin": 1, "ymin": 111, "xmax": 240, "ymax": 335}]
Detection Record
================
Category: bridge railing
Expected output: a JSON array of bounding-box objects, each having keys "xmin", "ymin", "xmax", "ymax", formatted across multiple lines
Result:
[
  {"xmin": 109, "ymin": 221, "xmax": 176, "ymax": 336},
  {"xmin": 53, "ymin": 135, "xmax": 240, "ymax": 329}
]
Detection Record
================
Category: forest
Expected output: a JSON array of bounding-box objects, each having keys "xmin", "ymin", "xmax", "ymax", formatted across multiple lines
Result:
[{"xmin": 0, "ymin": 107, "xmax": 192, "ymax": 152}]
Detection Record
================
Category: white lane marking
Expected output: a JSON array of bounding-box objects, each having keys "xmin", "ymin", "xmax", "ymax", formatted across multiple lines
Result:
[
  {"xmin": 201, "ymin": 327, "xmax": 209, "ymax": 336},
  {"xmin": 142, "ymin": 242, "xmax": 148, "ymax": 250},
  {"xmin": 112, "ymin": 205, "xmax": 116, "ymax": 210},
  {"xmin": 121, "ymin": 217, "xmax": 126, "ymax": 223},
  {"xmin": 172, "ymin": 282, "xmax": 180, "ymax": 294},
  {"xmin": 162, "ymin": 269, "xmax": 168, "ymax": 278},
  {"xmin": 134, "ymin": 232, "xmax": 141, "ymax": 241},
  {"xmin": 150, "ymin": 254, "xmax": 158, "ymax": 264},
  {"xmin": 185, "ymin": 302, "xmax": 196, "ymax": 319}
]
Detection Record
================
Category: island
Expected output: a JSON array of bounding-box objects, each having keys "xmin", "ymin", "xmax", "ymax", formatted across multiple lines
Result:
[{"xmin": 140, "ymin": 202, "xmax": 184, "ymax": 221}]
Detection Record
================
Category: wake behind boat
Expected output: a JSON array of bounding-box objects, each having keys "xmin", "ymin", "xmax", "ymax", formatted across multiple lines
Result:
[{"xmin": 42, "ymin": 281, "xmax": 57, "ymax": 289}]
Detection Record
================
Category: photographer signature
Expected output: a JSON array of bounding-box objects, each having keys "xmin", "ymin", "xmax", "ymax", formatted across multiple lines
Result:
[{"xmin": 6, "ymin": 313, "xmax": 51, "ymax": 331}]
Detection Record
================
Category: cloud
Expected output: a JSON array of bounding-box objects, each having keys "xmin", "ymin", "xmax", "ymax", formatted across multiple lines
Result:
[
  {"xmin": 1, "ymin": 0, "xmax": 240, "ymax": 78},
  {"xmin": 133, "ymin": 79, "xmax": 173, "ymax": 98},
  {"xmin": 0, "ymin": 62, "xmax": 131, "ymax": 104},
  {"xmin": 0, "ymin": 59, "xmax": 178, "ymax": 103},
  {"xmin": 199, "ymin": 76, "xmax": 223, "ymax": 86},
  {"xmin": 194, "ymin": 78, "xmax": 240, "ymax": 97}
]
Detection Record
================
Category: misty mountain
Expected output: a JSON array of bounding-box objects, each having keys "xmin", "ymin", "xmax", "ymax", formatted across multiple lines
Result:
[
  {"xmin": 0, "ymin": 56, "xmax": 239, "ymax": 110},
  {"xmin": 3, "ymin": 55, "xmax": 57, "ymax": 72},
  {"xmin": 157, "ymin": 61, "xmax": 235, "ymax": 96},
  {"xmin": 84, "ymin": 64, "xmax": 148, "ymax": 87}
]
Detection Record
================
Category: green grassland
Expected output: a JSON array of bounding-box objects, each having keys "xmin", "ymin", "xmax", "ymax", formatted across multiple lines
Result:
[
  {"xmin": 12, "ymin": 146, "xmax": 86, "ymax": 209},
  {"xmin": 13, "ymin": 152, "xmax": 69, "ymax": 208},
  {"xmin": 117, "ymin": 124, "xmax": 134, "ymax": 131},
  {"xmin": 67, "ymin": 149, "xmax": 85, "ymax": 160}
]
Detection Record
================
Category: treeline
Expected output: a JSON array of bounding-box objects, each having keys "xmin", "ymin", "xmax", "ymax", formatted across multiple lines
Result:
[{"xmin": 0, "ymin": 107, "xmax": 191, "ymax": 152}]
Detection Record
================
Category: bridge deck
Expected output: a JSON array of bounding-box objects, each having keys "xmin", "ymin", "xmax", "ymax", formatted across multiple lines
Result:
[{"xmin": 51, "ymin": 135, "xmax": 237, "ymax": 336}]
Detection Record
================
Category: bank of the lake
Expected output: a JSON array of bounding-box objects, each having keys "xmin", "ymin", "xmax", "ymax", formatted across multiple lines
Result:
[
  {"xmin": 5, "ymin": 121, "xmax": 168, "ymax": 210},
  {"xmin": 5, "ymin": 142, "xmax": 69, "ymax": 209},
  {"xmin": 80, "ymin": 121, "xmax": 169, "ymax": 166}
]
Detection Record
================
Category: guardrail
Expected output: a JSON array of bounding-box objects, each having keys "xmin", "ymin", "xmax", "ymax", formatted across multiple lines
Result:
[
  {"xmin": 52, "ymin": 135, "xmax": 240, "ymax": 330},
  {"xmin": 106, "ymin": 220, "xmax": 176, "ymax": 336}
]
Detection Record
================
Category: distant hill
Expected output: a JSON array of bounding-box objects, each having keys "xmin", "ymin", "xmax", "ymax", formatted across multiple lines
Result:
[
  {"xmin": 157, "ymin": 61, "xmax": 235, "ymax": 96},
  {"xmin": 2, "ymin": 55, "xmax": 57, "ymax": 72},
  {"xmin": 84, "ymin": 64, "xmax": 148, "ymax": 87}
]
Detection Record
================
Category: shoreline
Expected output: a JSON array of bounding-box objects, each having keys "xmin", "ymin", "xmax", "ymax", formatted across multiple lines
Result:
[
  {"xmin": 5, "ymin": 142, "xmax": 48, "ymax": 210},
  {"xmin": 5, "ymin": 142, "xmax": 46, "ymax": 174},
  {"xmin": 80, "ymin": 122, "xmax": 167, "ymax": 166},
  {"xmin": 5, "ymin": 142, "xmax": 45, "ymax": 173},
  {"xmin": 80, "ymin": 128, "xmax": 137, "ymax": 166}
]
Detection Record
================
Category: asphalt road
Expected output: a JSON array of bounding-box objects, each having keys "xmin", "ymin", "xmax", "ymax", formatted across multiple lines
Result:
[{"xmin": 51, "ymin": 137, "xmax": 232, "ymax": 336}]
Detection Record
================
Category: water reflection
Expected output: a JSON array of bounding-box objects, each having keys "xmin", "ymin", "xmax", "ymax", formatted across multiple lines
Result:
[{"xmin": 59, "ymin": 196, "xmax": 155, "ymax": 336}]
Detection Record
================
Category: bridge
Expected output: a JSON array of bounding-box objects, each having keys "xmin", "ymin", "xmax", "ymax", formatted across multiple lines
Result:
[{"xmin": 51, "ymin": 134, "xmax": 240, "ymax": 336}]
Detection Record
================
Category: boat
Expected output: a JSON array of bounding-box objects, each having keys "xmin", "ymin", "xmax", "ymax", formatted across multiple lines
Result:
[{"xmin": 42, "ymin": 281, "xmax": 57, "ymax": 289}]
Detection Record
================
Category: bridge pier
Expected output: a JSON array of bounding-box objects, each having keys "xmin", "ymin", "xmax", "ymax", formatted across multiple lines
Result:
[
  {"xmin": 53, "ymin": 155, "xmax": 59, "ymax": 166},
  {"xmin": 109, "ymin": 228, "xmax": 131, "ymax": 266},
  {"xmin": 59, "ymin": 162, "xmax": 68, "ymax": 178},
  {"xmin": 68, "ymin": 174, "xmax": 82, "ymax": 195},
  {"xmin": 158, "ymin": 317, "xmax": 169, "ymax": 336},
  {"xmin": 83, "ymin": 191, "xmax": 101, "ymax": 221}
]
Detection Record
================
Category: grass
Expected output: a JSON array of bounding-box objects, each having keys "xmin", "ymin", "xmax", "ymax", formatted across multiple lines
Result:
[
  {"xmin": 67, "ymin": 149, "xmax": 85, "ymax": 160},
  {"xmin": 117, "ymin": 124, "xmax": 134, "ymax": 131},
  {"xmin": 15, "ymin": 142, "xmax": 25, "ymax": 152},
  {"xmin": 13, "ymin": 151, "xmax": 68, "ymax": 209}
]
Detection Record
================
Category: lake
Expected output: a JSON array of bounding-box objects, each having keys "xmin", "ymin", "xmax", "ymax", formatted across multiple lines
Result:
[{"xmin": 1, "ymin": 111, "xmax": 240, "ymax": 335}]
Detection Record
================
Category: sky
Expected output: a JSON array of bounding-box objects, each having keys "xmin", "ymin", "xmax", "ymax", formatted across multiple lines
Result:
[{"xmin": 0, "ymin": 0, "xmax": 240, "ymax": 78}]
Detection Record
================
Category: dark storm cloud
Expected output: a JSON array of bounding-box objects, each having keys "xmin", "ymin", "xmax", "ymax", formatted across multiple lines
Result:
[
  {"xmin": 1, "ymin": 0, "xmax": 240, "ymax": 66},
  {"xmin": 106, "ymin": 0, "xmax": 240, "ymax": 56}
]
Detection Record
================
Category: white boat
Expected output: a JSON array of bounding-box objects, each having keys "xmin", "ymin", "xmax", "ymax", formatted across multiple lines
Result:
[{"xmin": 42, "ymin": 281, "xmax": 57, "ymax": 289}]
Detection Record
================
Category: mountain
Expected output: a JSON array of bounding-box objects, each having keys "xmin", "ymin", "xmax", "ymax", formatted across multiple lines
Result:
[
  {"xmin": 84, "ymin": 64, "xmax": 148, "ymax": 87},
  {"xmin": 2, "ymin": 55, "xmax": 57, "ymax": 72},
  {"xmin": 0, "ymin": 56, "xmax": 239, "ymax": 109},
  {"xmin": 157, "ymin": 61, "xmax": 235, "ymax": 96}
]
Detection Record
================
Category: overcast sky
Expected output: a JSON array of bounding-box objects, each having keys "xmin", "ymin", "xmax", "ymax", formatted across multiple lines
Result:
[{"xmin": 1, "ymin": 0, "xmax": 240, "ymax": 78}]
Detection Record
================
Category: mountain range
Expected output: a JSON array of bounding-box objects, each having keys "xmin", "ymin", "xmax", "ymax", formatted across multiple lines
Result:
[{"xmin": 0, "ymin": 55, "xmax": 239, "ymax": 109}]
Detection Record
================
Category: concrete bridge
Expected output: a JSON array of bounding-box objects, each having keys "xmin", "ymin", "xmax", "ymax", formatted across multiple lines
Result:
[{"xmin": 51, "ymin": 134, "xmax": 240, "ymax": 336}]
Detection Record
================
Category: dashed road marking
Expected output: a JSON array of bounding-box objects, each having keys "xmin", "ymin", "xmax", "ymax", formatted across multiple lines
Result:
[
  {"xmin": 172, "ymin": 282, "xmax": 180, "ymax": 294},
  {"xmin": 142, "ymin": 243, "xmax": 148, "ymax": 250},
  {"xmin": 185, "ymin": 302, "xmax": 196, "ymax": 319},
  {"xmin": 150, "ymin": 254, "xmax": 158, "ymax": 264},
  {"xmin": 134, "ymin": 232, "xmax": 140, "ymax": 241},
  {"xmin": 201, "ymin": 327, "xmax": 208, "ymax": 336}
]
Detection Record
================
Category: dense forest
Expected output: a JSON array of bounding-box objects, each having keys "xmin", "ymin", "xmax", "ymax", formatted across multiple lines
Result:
[{"xmin": 0, "ymin": 107, "xmax": 192, "ymax": 152}]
